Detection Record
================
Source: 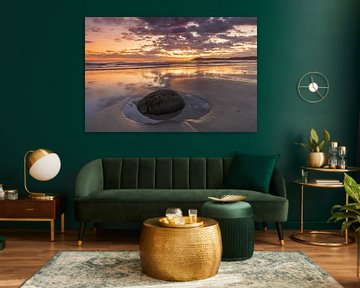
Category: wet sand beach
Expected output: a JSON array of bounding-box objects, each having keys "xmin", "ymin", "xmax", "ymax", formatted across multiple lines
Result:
[{"xmin": 85, "ymin": 63, "xmax": 257, "ymax": 132}]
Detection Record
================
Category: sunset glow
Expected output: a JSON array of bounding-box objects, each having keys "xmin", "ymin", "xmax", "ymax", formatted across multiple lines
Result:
[{"xmin": 85, "ymin": 17, "xmax": 257, "ymax": 63}]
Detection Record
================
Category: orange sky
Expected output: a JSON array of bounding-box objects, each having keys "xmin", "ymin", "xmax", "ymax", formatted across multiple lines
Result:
[{"xmin": 85, "ymin": 17, "xmax": 257, "ymax": 63}]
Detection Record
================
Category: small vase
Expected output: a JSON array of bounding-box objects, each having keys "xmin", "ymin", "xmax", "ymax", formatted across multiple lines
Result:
[{"xmin": 308, "ymin": 152, "xmax": 328, "ymax": 168}]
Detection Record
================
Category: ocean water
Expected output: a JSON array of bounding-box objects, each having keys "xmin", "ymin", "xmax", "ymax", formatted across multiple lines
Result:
[{"xmin": 85, "ymin": 61, "xmax": 257, "ymax": 132}]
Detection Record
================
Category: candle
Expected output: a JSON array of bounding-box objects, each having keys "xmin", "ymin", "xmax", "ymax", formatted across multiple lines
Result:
[
  {"xmin": 330, "ymin": 142, "xmax": 338, "ymax": 148},
  {"xmin": 338, "ymin": 146, "xmax": 346, "ymax": 153}
]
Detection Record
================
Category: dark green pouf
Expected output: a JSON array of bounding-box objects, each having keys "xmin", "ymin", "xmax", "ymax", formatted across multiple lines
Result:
[
  {"xmin": 201, "ymin": 201, "xmax": 254, "ymax": 261},
  {"xmin": 0, "ymin": 236, "xmax": 6, "ymax": 250}
]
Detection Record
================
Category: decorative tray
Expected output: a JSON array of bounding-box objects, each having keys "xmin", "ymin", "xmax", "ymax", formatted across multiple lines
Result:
[
  {"xmin": 208, "ymin": 194, "xmax": 246, "ymax": 203},
  {"xmin": 159, "ymin": 216, "xmax": 204, "ymax": 228}
]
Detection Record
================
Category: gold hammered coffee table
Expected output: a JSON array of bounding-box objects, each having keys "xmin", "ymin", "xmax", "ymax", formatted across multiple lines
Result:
[{"xmin": 139, "ymin": 217, "xmax": 222, "ymax": 281}]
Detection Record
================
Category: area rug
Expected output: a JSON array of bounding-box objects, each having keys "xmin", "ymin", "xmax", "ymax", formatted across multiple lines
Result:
[{"xmin": 21, "ymin": 251, "xmax": 342, "ymax": 288}]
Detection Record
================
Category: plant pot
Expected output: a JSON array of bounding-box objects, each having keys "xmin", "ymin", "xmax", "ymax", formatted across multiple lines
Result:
[{"xmin": 307, "ymin": 152, "xmax": 328, "ymax": 168}]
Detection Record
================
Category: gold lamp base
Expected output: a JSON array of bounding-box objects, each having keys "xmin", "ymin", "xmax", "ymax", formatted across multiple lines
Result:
[{"xmin": 28, "ymin": 192, "xmax": 55, "ymax": 200}]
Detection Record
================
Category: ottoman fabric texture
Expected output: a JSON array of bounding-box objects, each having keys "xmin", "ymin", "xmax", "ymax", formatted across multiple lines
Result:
[{"xmin": 201, "ymin": 201, "xmax": 254, "ymax": 261}]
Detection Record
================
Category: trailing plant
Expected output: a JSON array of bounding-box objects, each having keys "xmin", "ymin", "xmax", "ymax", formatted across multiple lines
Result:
[
  {"xmin": 329, "ymin": 173, "xmax": 360, "ymax": 233},
  {"xmin": 296, "ymin": 128, "xmax": 330, "ymax": 152}
]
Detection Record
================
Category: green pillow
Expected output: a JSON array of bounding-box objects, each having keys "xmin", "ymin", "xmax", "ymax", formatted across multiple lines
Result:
[{"xmin": 224, "ymin": 153, "xmax": 280, "ymax": 193}]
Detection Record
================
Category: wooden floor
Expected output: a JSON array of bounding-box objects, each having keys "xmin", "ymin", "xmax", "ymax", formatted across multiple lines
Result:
[{"xmin": 0, "ymin": 228, "xmax": 358, "ymax": 288}]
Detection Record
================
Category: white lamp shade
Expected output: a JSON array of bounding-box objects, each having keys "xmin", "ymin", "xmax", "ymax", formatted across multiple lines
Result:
[{"xmin": 29, "ymin": 153, "xmax": 61, "ymax": 181}]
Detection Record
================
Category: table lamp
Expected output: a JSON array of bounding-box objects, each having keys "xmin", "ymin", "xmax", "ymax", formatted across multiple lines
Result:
[{"xmin": 24, "ymin": 148, "xmax": 61, "ymax": 199}]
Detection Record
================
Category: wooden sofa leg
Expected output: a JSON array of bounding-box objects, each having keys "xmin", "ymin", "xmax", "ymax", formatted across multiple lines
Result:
[
  {"xmin": 262, "ymin": 222, "xmax": 268, "ymax": 232},
  {"xmin": 78, "ymin": 222, "xmax": 86, "ymax": 246},
  {"xmin": 276, "ymin": 222, "xmax": 285, "ymax": 246}
]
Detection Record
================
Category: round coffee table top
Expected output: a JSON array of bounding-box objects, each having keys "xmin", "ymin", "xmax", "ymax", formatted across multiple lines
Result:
[{"xmin": 143, "ymin": 217, "xmax": 217, "ymax": 229}]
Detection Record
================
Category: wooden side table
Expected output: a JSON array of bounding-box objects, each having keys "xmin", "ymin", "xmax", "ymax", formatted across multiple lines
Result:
[{"xmin": 0, "ymin": 195, "xmax": 66, "ymax": 241}]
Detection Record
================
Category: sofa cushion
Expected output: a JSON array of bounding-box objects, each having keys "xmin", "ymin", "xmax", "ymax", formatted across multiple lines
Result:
[
  {"xmin": 223, "ymin": 153, "xmax": 280, "ymax": 193},
  {"xmin": 75, "ymin": 188, "xmax": 288, "ymax": 222}
]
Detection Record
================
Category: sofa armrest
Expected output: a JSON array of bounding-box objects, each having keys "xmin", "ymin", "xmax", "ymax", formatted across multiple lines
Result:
[
  {"xmin": 269, "ymin": 168, "xmax": 287, "ymax": 198},
  {"xmin": 75, "ymin": 159, "xmax": 104, "ymax": 199}
]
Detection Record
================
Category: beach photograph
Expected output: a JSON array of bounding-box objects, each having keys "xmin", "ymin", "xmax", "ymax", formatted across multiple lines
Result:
[{"xmin": 85, "ymin": 17, "xmax": 257, "ymax": 132}]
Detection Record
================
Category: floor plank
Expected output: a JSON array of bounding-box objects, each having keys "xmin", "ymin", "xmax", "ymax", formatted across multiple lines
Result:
[{"xmin": 0, "ymin": 229, "xmax": 357, "ymax": 287}]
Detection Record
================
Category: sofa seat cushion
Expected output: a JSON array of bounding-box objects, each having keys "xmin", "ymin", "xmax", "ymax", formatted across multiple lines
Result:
[{"xmin": 75, "ymin": 189, "xmax": 288, "ymax": 222}]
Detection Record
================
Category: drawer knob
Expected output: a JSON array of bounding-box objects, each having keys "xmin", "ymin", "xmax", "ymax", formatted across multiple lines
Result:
[{"xmin": 25, "ymin": 208, "xmax": 35, "ymax": 211}]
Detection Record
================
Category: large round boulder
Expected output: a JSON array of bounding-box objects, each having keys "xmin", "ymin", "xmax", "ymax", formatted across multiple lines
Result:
[{"xmin": 137, "ymin": 89, "xmax": 185, "ymax": 116}]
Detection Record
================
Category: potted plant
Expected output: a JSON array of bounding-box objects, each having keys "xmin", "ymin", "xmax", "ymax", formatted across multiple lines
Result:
[
  {"xmin": 296, "ymin": 128, "xmax": 330, "ymax": 167},
  {"xmin": 329, "ymin": 173, "xmax": 360, "ymax": 279}
]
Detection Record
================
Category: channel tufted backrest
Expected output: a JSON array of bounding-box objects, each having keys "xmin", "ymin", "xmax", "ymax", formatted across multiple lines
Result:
[{"xmin": 102, "ymin": 157, "xmax": 233, "ymax": 189}]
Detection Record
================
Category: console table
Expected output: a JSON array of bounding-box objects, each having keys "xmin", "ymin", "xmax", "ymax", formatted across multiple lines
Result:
[
  {"xmin": 291, "ymin": 166, "xmax": 359, "ymax": 246},
  {"xmin": 0, "ymin": 195, "xmax": 66, "ymax": 241}
]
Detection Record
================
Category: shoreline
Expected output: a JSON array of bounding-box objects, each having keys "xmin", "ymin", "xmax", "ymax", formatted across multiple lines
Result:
[{"xmin": 85, "ymin": 76, "xmax": 257, "ymax": 132}]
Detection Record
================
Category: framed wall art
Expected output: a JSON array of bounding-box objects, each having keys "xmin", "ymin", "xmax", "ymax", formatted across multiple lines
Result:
[{"xmin": 85, "ymin": 17, "xmax": 257, "ymax": 132}]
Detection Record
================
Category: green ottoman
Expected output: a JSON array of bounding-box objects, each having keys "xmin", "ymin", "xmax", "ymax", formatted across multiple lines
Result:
[{"xmin": 201, "ymin": 201, "xmax": 254, "ymax": 261}]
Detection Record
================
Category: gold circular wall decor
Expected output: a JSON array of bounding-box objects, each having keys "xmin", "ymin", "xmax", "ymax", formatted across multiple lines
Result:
[{"xmin": 297, "ymin": 72, "xmax": 329, "ymax": 103}]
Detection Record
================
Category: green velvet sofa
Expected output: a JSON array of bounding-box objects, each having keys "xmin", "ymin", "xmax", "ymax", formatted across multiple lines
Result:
[{"xmin": 74, "ymin": 157, "xmax": 288, "ymax": 245}]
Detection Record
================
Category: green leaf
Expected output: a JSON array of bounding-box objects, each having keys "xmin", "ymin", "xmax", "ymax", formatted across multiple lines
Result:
[
  {"xmin": 344, "ymin": 173, "xmax": 360, "ymax": 204},
  {"xmin": 317, "ymin": 140, "xmax": 325, "ymax": 152},
  {"xmin": 331, "ymin": 203, "xmax": 360, "ymax": 215},
  {"xmin": 323, "ymin": 129, "xmax": 330, "ymax": 144},
  {"xmin": 329, "ymin": 212, "xmax": 357, "ymax": 221},
  {"xmin": 295, "ymin": 142, "xmax": 312, "ymax": 152},
  {"xmin": 310, "ymin": 128, "xmax": 319, "ymax": 144},
  {"xmin": 309, "ymin": 137, "xmax": 317, "ymax": 151},
  {"xmin": 341, "ymin": 220, "xmax": 358, "ymax": 234}
]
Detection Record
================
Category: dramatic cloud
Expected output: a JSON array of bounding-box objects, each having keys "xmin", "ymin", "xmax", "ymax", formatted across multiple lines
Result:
[{"xmin": 85, "ymin": 17, "xmax": 257, "ymax": 62}]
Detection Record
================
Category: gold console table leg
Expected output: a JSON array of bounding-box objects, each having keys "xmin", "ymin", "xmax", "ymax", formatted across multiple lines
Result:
[
  {"xmin": 61, "ymin": 213, "xmax": 65, "ymax": 234},
  {"xmin": 50, "ymin": 219, "xmax": 55, "ymax": 242}
]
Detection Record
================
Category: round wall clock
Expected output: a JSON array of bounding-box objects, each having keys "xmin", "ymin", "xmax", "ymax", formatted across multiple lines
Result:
[{"xmin": 297, "ymin": 72, "xmax": 329, "ymax": 103}]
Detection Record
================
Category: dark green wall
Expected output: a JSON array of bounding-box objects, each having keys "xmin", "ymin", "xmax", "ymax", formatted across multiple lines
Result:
[{"xmin": 1, "ymin": 0, "xmax": 359, "ymax": 230}]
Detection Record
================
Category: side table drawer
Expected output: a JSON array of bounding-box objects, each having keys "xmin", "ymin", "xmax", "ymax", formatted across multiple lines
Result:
[{"xmin": 1, "ymin": 201, "xmax": 55, "ymax": 218}]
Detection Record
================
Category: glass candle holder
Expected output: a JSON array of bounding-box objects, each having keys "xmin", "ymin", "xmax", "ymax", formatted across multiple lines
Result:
[
  {"xmin": 300, "ymin": 169, "xmax": 308, "ymax": 183},
  {"xmin": 5, "ymin": 189, "xmax": 18, "ymax": 200},
  {"xmin": 0, "ymin": 184, "xmax": 4, "ymax": 199},
  {"xmin": 328, "ymin": 142, "xmax": 338, "ymax": 169},
  {"xmin": 337, "ymin": 146, "xmax": 347, "ymax": 169}
]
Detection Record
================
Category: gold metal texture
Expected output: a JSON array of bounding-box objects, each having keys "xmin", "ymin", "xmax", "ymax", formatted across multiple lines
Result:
[
  {"xmin": 140, "ymin": 217, "xmax": 222, "ymax": 281},
  {"xmin": 293, "ymin": 170, "xmax": 359, "ymax": 246},
  {"xmin": 293, "ymin": 180, "xmax": 344, "ymax": 188},
  {"xmin": 27, "ymin": 149, "xmax": 52, "ymax": 168},
  {"xmin": 24, "ymin": 149, "xmax": 55, "ymax": 198},
  {"xmin": 158, "ymin": 216, "xmax": 203, "ymax": 228},
  {"xmin": 307, "ymin": 152, "xmax": 328, "ymax": 168},
  {"xmin": 28, "ymin": 193, "xmax": 54, "ymax": 200},
  {"xmin": 291, "ymin": 230, "xmax": 355, "ymax": 247},
  {"xmin": 208, "ymin": 194, "xmax": 246, "ymax": 203},
  {"xmin": 301, "ymin": 166, "xmax": 360, "ymax": 173}
]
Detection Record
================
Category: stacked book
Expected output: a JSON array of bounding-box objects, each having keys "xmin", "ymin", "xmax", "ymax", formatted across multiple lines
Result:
[{"xmin": 314, "ymin": 179, "xmax": 341, "ymax": 185}]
